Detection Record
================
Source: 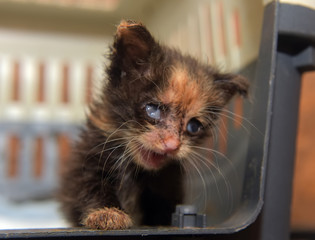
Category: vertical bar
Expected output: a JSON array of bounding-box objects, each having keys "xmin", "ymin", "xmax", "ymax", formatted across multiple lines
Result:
[
  {"xmin": 57, "ymin": 133, "xmax": 71, "ymax": 175},
  {"xmin": 218, "ymin": 1, "xmax": 227, "ymax": 57},
  {"xmin": 86, "ymin": 64, "xmax": 93, "ymax": 104},
  {"xmin": 33, "ymin": 136, "xmax": 44, "ymax": 178},
  {"xmin": 37, "ymin": 61, "xmax": 45, "ymax": 103},
  {"xmin": 7, "ymin": 134, "xmax": 20, "ymax": 178},
  {"xmin": 198, "ymin": 3, "xmax": 215, "ymax": 63},
  {"xmin": 233, "ymin": 8, "xmax": 242, "ymax": 48},
  {"xmin": 61, "ymin": 63, "xmax": 70, "ymax": 104},
  {"xmin": 12, "ymin": 61, "xmax": 20, "ymax": 102},
  {"xmin": 218, "ymin": 113, "xmax": 228, "ymax": 154},
  {"xmin": 211, "ymin": 0, "xmax": 228, "ymax": 69},
  {"xmin": 233, "ymin": 96, "xmax": 244, "ymax": 129},
  {"xmin": 227, "ymin": 5, "xmax": 242, "ymax": 71}
]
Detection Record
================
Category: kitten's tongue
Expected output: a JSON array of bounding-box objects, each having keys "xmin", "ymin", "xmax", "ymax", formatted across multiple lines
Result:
[{"xmin": 141, "ymin": 150, "xmax": 166, "ymax": 169}]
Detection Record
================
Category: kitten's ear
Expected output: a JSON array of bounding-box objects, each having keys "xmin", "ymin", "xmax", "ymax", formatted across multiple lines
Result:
[
  {"xmin": 113, "ymin": 20, "xmax": 155, "ymax": 72},
  {"xmin": 213, "ymin": 73, "xmax": 249, "ymax": 102}
]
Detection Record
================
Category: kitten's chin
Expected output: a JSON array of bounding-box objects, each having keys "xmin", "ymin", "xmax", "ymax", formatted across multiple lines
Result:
[{"xmin": 136, "ymin": 148, "xmax": 169, "ymax": 171}]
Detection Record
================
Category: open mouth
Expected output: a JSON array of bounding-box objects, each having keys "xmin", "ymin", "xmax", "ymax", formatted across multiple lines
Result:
[{"xmin": 138, "ymin": 148, "xmax": 167, "ymax": 170}]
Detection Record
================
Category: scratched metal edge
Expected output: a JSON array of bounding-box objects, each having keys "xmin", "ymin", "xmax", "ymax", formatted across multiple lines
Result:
[{"xmin": 0, "ymin": 227, "xmax": 243, "ymax": 238}]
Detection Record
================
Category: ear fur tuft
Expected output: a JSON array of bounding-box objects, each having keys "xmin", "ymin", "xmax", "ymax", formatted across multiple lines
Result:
[
  {"xmin": 115, "ymin": 20, "xmax": 155, "ymax": 70},
  {"xmin": 107, "ymin": 20, "xmax": 157, "ymax": 86},
  {"xmin": 214, "ymin": 73, "xmax": 249, "ymax": 101}
]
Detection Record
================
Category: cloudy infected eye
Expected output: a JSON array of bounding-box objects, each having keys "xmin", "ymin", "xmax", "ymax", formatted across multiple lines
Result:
[{"xmin": 145, "ymin": 103, "xmax": 161, "ymax": 120}]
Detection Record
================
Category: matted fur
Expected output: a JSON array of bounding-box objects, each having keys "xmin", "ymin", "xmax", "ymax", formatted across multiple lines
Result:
[{"xmin": 59, "ymin": 20, "xmax": 249, "ymax": 229}]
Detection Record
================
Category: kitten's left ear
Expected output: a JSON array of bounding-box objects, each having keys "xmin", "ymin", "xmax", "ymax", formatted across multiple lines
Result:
[
  {"xmin": 113, "ymin": 20, "xmax": 156, "ymax": 72},
  {"xmin": 213, "ymin": 73, "xmax": 249, "ymax": 101}
]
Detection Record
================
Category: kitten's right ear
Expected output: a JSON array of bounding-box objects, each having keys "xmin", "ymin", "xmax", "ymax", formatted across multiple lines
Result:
[{"xmin": 112, "ymin": 20, "xmax": 155, "ymax": 73}]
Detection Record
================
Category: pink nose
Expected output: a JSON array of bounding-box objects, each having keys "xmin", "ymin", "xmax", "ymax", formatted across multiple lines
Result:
[{"xmin": 163, "ymin": 137, "xmax": 180, "ymax": 153}]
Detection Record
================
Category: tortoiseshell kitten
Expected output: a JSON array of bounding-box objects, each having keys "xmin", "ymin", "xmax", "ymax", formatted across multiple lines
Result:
[{"xmin": 59, "ymin": 20, "xmax": 249, "ymax": 230}]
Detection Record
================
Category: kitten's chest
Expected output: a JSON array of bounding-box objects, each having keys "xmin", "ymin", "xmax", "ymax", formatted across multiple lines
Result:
[{"xmin": 115, "ymin": 163, "xmax": 184, "ymax": 226}]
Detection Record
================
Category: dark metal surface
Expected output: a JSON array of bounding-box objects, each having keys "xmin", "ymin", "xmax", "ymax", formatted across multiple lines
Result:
[
  {"xmin": 254, "ymin": 2, "xmax": 315, "ymax": 240},
  {"xmin": 0, "ymin": 226, "xmax": 261, "ymax": 240}
]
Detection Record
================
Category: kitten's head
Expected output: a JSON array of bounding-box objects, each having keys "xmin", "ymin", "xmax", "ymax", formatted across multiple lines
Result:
[{"xmin": 90, "ymin": 20, "xmax": 249, "ymax": 171}]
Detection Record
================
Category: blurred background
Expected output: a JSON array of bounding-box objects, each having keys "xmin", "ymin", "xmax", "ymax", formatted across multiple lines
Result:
[{"xmin": 0, "ymin": 0, "xmax": 313, "ymax": 234}]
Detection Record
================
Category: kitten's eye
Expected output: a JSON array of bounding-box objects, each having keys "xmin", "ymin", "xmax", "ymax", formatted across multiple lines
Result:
[
  {"xmin": 145, "ymin": 103, "xmax": 161, "ymax": 120},
  {"xmin": 187, "ymin": 118, "xmax": 203, "ymax": 135}
]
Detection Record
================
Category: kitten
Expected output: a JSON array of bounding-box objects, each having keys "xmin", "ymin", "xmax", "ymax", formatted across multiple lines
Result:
[{"xmin": 59, "ymin": 20, "xmax": 249, "ymax": 230}]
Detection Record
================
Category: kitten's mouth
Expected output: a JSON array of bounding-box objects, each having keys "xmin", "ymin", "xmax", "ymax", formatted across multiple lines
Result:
[{"xmin": 138, "ymin": 148, "xmax": 168, "ymax": 170}]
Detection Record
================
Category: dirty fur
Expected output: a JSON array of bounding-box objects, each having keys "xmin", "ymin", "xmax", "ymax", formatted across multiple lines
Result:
[{"xmin": 59, "ymin": 20, "xmax": 249, "ymax": 230}]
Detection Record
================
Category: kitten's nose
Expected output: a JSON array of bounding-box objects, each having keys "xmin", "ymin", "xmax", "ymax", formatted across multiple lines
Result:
[{"xmin": 163, "ymin": 137, "xmax": 180, "ymax": 153}]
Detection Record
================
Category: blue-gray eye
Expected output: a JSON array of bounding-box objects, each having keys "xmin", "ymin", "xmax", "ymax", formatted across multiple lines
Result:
[
  {"xmin": 187, "ymin": 118, "xmax": 203, "ymax": 135},
  {"xmin": 145, "ymin": 103, "xmax": 161, "ymax": 120}
]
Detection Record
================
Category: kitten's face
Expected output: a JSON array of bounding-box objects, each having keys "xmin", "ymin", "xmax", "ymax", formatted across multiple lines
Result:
[
  {"xmin": 91, "ymin": 20, "xmax": 248, "ymax": 171},
  {"xmin": 132, "ymin": 67, "xmax": 218, "ymax": 170}
]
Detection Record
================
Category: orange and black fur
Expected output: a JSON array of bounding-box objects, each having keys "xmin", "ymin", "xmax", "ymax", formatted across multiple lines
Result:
[{"xmin": 59, "ymin": 20, "xmax": 249, "ymax": 230}]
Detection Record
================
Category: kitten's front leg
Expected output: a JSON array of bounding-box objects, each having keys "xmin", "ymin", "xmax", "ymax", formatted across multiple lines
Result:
[
  {"xmin": 78, "ymin": 182, "xmax": 133, "ymax": 230},
  {"xmin": 83, "ymin": 207, "xmax": 133, "ymax": 230},
  {"xmin": 60, "ymin": 153, "xmax": 134, "ymax": 230}
]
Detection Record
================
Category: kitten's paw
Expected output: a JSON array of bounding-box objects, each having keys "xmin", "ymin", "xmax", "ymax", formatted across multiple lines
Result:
[{"xmin": 82, "ymin": 207, "xmax": 133, "ymax": 230}]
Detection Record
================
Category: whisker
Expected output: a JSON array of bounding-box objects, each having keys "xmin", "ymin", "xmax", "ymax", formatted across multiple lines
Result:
[
  {"xmin": 180, "ymin": 159, "xmax": 195, "ymax": 204},
  {"xmin": 205, "ymin": 107, "xmax": 262, "ymax": 135},
  {"xmin": 182, "ymin": 156, "xmax": 208, "ymax": 212},
  {"xmin": 190, "ymin": 145, "xmax": 239, "ymax": 185},
  {"xmin": 116, "ymin": 138, "xmax": 141, "ymax": 190},
  {"xmin": 111, "ymin": 139, "xmax": 137, "ymax": 173},
  {"xmin": 101, "ymin": 141, "xmax": 127, "ymax": 186},
  {"xmin": 189, "ymin": 150, "xmax": 233, "ymax": 212},
  {"xmin": 188, "ymin": 145, "xmax": 238, "ymax": 214}
]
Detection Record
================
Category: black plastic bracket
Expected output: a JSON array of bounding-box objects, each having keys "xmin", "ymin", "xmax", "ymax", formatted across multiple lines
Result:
[
  {"xmin": 293, "ymin": 46, "xmax": 315, "ymax": 72},
  {"xmin": 171, "ymin": 205, "xmax": 206, "ymax": 228}
]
